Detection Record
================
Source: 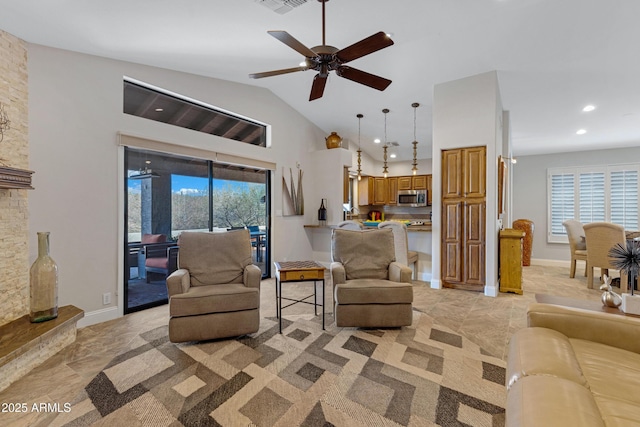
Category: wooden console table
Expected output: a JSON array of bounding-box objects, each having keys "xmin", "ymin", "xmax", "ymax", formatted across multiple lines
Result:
[{"xmin": 274, "ymin": 261, "xmax": 326, "ymax": 333}]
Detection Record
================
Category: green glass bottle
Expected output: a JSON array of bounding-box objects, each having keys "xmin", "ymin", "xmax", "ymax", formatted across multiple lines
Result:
[{"xmin": 29, "ymin": 232, "xmax": 58, "ymax": 322}]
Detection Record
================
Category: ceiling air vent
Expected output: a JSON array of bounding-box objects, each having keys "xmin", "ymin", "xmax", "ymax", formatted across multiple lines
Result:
[{"xmin": 255, "ymin": 0, "xmax": 309, "ymax": 14}]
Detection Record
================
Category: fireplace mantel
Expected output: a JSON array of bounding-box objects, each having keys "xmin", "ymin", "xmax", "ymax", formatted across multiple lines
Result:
[{"xmin": 0, "ymin": 166, "xmax": 34, "ymax": 190}]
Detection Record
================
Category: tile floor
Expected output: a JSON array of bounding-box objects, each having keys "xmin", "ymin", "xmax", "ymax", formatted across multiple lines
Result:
[{"xmin": 0, "ymin": 263, "xmax": 606, "ymax": 426}]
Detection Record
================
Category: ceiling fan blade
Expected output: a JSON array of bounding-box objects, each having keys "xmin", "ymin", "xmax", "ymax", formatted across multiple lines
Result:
[
  {"xmin": 309, "ymin": 74, "xmax": 327, "ymax": 101},
  {"xmin": 249, "ymin": 66, "xmax": 307, "ymax": 79},
  {"xmin": 336, "ymin": 66, "xmax": 392, "ymax": 91},
  {"xmin": 268, "ymin": 30, "xmax": 318, "ymax": 58},
  {"xmin": 335, "ymin": 31, "xmax": 394, "ymax": 63}
]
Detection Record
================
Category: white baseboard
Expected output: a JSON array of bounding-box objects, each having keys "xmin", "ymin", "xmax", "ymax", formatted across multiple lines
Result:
[
  {"xmin": 484, "ymin": 283, "xmax": 499, "ymax": 297},
  {"xmin": 77, "ymin": 306, "xmax": 119, "ymax": 328},
  {"xmin": 430, "ymin": 279, "xmax": 442, "ymax": 289},
  {"xmin": 530, "ymin": 258, "xmax": 572, "ymax": 268}
]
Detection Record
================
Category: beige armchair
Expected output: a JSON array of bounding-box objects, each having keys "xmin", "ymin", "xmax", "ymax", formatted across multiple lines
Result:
[
  {"xmin": 166, "ymin": 230, "xmax": 262, "ymax": 342},
  {"xmin": 378, "ymin": 221, "xmax": 419, "ymax": 279},
  {"xmin": 562, "ymin": 220, "xmax": 588, "ymax": 278},
  {"xmin": 330, "ymin": 228, "xmax": 413, "ymax": 328},
  {"xmin": 583, "ymin": 222, "xmax": 628, "ymax": 291}
]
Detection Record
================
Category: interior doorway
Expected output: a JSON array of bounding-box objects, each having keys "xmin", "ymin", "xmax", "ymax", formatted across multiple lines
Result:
[{"xmin": 124, "ymin": 147, "xmax": 271, "ymax": 314}]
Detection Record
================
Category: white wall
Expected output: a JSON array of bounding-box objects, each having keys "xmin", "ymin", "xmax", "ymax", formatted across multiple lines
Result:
[
  {"xmin": 512, "ymin": 146, "xmax": 640, "ymax": 262},
  {"xmin": 431, "ymin": 71, "xmax": 503, "ymax": 296},
  {"xmin": 27, "ymin": 44, "xmax": 329, "ymax": 324}
]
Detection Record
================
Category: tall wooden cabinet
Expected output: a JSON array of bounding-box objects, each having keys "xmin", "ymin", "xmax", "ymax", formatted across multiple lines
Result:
[{"xmin": 441, "ymin": 146, "xmax": 486, "ymax": 291}]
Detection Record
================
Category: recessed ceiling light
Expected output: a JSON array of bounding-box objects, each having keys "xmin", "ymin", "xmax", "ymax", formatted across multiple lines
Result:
[
  {"xmin": 390, "ymin": 153, "xmax": 397, "ymax": 158},
  {"xmin": 582, "ymin": 105, "xmax": 596, "ymax": 112},
  {"xmin": 155, "ymin": 108, "xmax": 164, "ymax": 112},
  {"xmin": 374, "ymin": 138, "xmax": 381, "ymax": 144},
  {"xmin": 576, "ymin": 129, "xmax": 587, "ymax": 135}
]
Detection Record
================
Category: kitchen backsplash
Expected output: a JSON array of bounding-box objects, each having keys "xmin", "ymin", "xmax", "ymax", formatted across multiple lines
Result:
[{"xmin": 353, "ymin": 205, "xmax": 431, "ymax": 221}]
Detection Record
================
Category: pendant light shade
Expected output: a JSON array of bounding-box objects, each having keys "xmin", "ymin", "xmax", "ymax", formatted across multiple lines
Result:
[
  {"xmin": 382, "ymin": 108, "xmax": 389, "ymax": 178},
  {"xmin": 411, "ymin": 102, "xmax": 419, "ymax": 175},
  {"xmin": 356, "ymin": 113, "xmax": 363, "ymax": 181}
]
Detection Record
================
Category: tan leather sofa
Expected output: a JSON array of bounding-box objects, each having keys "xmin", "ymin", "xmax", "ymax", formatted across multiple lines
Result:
[{"xmin": 506, "ymin": 303, "xmax": 640, "ymax": 426}]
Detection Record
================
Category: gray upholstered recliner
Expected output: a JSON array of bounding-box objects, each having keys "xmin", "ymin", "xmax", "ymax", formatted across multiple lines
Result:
[
  {"xmin": 166, "ymin": 230, "xmax": 262, "ymax": 342},
  {"xmin": 330, "ymin": 228, "xmax": 413, "ymax": 328}
]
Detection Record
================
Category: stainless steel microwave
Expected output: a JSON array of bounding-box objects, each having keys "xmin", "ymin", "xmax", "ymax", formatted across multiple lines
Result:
[{"xmin": 397, "ymin": 190, "xmax": 427, "ymax": 207}]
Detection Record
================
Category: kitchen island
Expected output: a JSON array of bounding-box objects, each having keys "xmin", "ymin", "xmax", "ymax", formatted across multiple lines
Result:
[{"xmin": 303, "ymin": 222, "xmax": 433, "ymax": 281}]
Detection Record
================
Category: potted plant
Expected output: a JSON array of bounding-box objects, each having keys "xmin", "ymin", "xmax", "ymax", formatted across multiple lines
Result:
[{"xmin": 609, "ymin": 240, "xmax": 640, "ymax": 314}]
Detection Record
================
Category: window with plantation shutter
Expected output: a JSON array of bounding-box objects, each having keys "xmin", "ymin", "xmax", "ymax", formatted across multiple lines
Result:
[
  {"xmin": 578, "ymin": 171, "xmax": 605, "ymax": 223},
  {"xmin": 610, "ymin": 166, "xmax": 639, "ymax": 230},
  {"xmin": 547, "ymin": 164, "xmax": 640, "ymax": 243},
  {"xmin": 548, "ymin": 172, "xmax": 575, "ymax": 242}
]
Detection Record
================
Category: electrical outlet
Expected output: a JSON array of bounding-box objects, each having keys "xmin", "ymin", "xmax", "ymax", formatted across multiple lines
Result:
[{"xmin": 103, "ymin": 292, "xmax": 111, "ymax": 305}]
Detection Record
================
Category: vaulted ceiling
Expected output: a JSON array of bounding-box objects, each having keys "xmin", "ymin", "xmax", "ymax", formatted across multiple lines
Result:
[{"xmin": 1, "ymin": 0, "xmax": 639, "ymax": 162}]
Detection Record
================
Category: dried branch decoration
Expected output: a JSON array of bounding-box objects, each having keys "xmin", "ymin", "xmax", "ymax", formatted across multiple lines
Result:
[{"xmin": 0, "ymin": 102, "xmax": 10, "ymax": 143}]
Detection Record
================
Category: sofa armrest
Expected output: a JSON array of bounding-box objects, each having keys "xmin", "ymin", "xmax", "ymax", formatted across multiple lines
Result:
[
  {"xmin": 528, "ymin": 302, "xmax": 640, "ymax": 354},
  {"xmin": 389, "ymin": 262, "xmax": 413, "ymax": 283},
  {"xmin": 244, "ymin": 264, "xmax": 262, "ymax": 289},
  {"xmin": 330, "ymin": 262, "xmax": 346, "ymax": 285},
  {"xmin": 166, "ymin": 268, "xmax": 190, "ymax": 297}
]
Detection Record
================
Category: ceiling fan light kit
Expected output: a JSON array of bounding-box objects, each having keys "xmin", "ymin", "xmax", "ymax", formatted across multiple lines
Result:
[
  {"xmin": 382, "ymin": 108, "xmax": 389, "ymax": 178},
  {"xmin": 411, "ymin": 102, "xmax": 419, "ymax": 175},
  {"xmin": 356, "ymin": 113, "xmax": 363, "ymax": 181},
  {"xmin": 249, "ymin": 0, "xmax": 394, "ymax": 101}
]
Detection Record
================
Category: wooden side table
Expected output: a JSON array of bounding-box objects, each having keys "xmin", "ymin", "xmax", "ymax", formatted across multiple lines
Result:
[
  {"xmin": 499, "ymin": 228, "xmax": 525, "ymax": 294},
  {"xmin": 274, "ymin": 261, "xmax": 326, "ymax": 333}
]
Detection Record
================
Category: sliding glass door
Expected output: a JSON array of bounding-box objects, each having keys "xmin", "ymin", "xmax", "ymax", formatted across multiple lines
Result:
[{"xmin": 124, "ymin": 147, "xmax": 270, "ymax": 314}]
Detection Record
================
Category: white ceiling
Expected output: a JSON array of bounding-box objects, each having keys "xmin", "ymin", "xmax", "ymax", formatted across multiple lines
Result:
[{"xmin": 1, "ymin": 0, "xmax": 639, "ymax": 162}]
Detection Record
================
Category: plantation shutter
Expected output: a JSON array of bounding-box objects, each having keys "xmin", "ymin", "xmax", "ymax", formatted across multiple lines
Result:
[
  {"xmin": 578, "ymin": 171, "xmax": 606, "ymax": 223},
  {"xmin": 610, "ymin": 168, "xmax": 639, "ymax": 230},
  {"xmin": 550, "ymin": 172, "xmax": 575, "ymax": 236}
]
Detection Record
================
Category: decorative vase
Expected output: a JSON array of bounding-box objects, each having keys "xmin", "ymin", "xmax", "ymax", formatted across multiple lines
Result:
[
  {"xmin": 29, "ymin": 232, "xmax": 59, "ymax": 323},
  {"xmin": 325, "ymin": 132, "xmax": 342, "ymax": 149},
  {"xmin": 512, "ymin": 219, "xmax": 534, "ymax": 266},
  {"xmin": 318, "ymin": 199, "xmax": 327, "ymax": 223}
]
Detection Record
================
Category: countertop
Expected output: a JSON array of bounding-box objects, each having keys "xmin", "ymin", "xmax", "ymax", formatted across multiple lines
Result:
[{"xmin": 304, "ymin": 223, "xmax": 432, "ymax": 232}]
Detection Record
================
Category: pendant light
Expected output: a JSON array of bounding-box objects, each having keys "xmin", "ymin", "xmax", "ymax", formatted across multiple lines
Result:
[
  {"xmin": 356, "ymin": 113, "xmax": 363, "ymax": 181},
  {"xmin": 382, "ymin": 108, "xmax": 389, "ymax": 178},
  {"xmin": 411, "ymin": 102, "xmax": 419, "ymax": 175}
]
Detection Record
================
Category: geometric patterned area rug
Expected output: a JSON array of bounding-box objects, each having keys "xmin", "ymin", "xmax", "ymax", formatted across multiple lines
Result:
[{"xmin": 52, "ymin": 311, "xmax": 506, "ymax": 426}]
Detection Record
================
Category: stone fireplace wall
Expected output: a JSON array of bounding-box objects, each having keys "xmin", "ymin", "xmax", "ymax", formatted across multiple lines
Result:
[{"xmin": 0, "ymin": 29, "xmax": 29, "ymax": 325}]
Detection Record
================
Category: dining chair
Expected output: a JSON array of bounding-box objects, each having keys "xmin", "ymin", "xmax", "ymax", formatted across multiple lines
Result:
[
  {"xmin": 583, "ymin": 222, "xmax": 628, "ymax": 291},
  {"xmin": 562, "ymin": 220, "xmax": 588, "ymax": 278},
  {"xmin": 378, "ymin": 221, "xmax": 419, "ymax": 279}
]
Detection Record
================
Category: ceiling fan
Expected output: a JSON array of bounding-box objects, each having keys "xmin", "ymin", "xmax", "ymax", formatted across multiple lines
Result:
[{"xmin": 249, "ymin": 0, "xmax": 394, "ymax": 101}]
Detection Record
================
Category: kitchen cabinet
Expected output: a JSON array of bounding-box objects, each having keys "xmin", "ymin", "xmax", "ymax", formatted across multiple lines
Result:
[
  {"xmin": 358, "ymin": 176, "xmax": 374, "ymax": 206},
  {"xmin": 387, "ymin": 177, "xmax": 398, "ymax": 205},
  {"xmin": 412, "ymin": 175, "xmax": 427, "ymax": 190},
  {"xmin": 373, "ymin": 177, "xmax": 387, "ymax": 205},
  {"xmin": 343, "ymin": 167, "xmax": 349, "ymax": 204},
  {"xmin": 359, "ymin": 174, "xmax": 430, "ymax": 206},
  {"xmin": 426, "ymin": 174, "xmax": 432, "ymax": 205},
  {"xmin": 441, "ymin": 146, "xmax": 486, "ymax": 291},
  {"xmin": 358, "ymin": 176, "xmax": 387, "ymax": 206},
  {"xmin": 464, "ymin": 147, "xmax": 486, "ymax": 198},
  {"xmin": 398, "ymin": 176, "xmax": 412, "ymax": 191}
]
